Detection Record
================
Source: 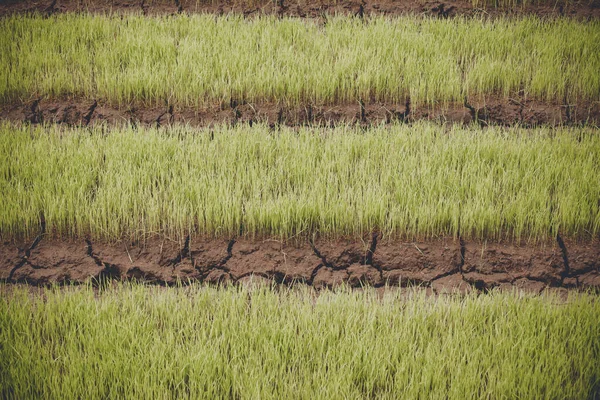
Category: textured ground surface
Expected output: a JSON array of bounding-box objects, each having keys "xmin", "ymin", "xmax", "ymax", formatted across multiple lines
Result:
[
  {"xmin": 2, "ymin": 236, "xmax": 598, "ymax": 292},
  {"xmin": 2, "ymin": 97, "xmax": 599, "ymax": 128}
]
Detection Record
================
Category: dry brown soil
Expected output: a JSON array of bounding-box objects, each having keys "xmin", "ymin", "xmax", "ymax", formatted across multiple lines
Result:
[
  {"xmin": 1, "ymin": 0, "xmax": 599, "ymax": 19},
  {"xmin": 3, "ymin": 97, "xmax": 599, "ymax": 128},
  {"xmin": 1, "ymin": 235, "xmax": 598, "ymax": 293}
]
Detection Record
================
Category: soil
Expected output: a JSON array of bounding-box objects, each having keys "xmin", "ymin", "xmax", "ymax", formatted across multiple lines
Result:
[
  {"xmin": 1, "ymin": 235, "xmax": 598, "ymax": 293},
  {"xmin": 1, "ymin": 0, "xmax": 599, "ymax": 19},
  {"xmin": 2, "ymin": 97, "xmax": 599, "ymax": 128}
]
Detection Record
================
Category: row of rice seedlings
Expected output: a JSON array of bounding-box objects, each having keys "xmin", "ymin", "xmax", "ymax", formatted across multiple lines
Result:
[
  {"xmin": 1, "ymin": 15, "xmax": 598, "ymax": 107},
  {"xmin": 1, "ymin": 122, "xmax": 598, "ymax": 242},
  {"xmin": 1, "ymin": 284, "xmax": 599, "ymax": 399}
]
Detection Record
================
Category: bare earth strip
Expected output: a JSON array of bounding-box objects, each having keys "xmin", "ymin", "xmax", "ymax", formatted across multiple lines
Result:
[
  {"xmin": 1, "ymin": 236, "xmax": 598, "ymax": 292},
  {"xmin": 3, "ymin": 97, "xmax": 599, "ymax": 127},
  {"xmin": 1, "ymin": 0, "xmax": 599, "ymax": 19}
]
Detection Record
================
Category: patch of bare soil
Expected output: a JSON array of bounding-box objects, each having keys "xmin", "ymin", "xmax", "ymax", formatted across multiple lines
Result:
[
  {"xmin": 1, "ymin": 0, "xmax": 599, "ymax": 19},
  {"xmin": 2, "ymin": 97, "xmax": 598, "ymax": 128},
  {"xmin": 1, "ymin": 235, "xmax": 598, "ymax": 293}
]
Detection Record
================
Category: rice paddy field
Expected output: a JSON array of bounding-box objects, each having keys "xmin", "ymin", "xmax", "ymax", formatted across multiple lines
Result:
[{"xmin": 1, "ymin": 1, "xmax": 599, "ymax": 398}]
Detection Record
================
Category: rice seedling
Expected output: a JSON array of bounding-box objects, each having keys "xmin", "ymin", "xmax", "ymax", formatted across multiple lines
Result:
[
  {"xmin": 1, "ymin": 283, "xmax": 598, "ymax": 399},
  {"xmin": 1, "ymin": 15, "xmax": 598, "ymax": 107},
  {"xmin": 1, "ymin": 122, "xmax": 598, "ymax": 242}
]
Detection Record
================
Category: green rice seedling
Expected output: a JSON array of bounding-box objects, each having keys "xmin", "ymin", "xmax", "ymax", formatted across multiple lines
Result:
[
  {"xmin": 0, "ymin": 15, "xmax": 598, "ymax": 107},
  {"xmin": 1, "ymin": 283, "xmax": 599, "ymax": 399},
  {"xmin": 1, "ymin": 122, "xmax": 598, "ymax": 242}
]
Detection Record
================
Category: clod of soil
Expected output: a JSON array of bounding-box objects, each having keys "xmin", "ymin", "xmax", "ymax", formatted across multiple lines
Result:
[{"xmin": 1, "ymin": 237, "xmax": 598, "ymax": 293}]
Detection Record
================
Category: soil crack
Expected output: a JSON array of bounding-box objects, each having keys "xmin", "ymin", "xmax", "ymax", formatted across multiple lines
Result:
[
  {"xmin": 195, "ymin": 238, "xmax": 236, "ymax": 281},
  {"xmin": 455, "ymin": 236, "xmax": 487, "ymax": 290},
  {"xmin": 364, "ymin": 231, "xmax": 384, "ymax": 281},
  {"xmin": 277, "ymin": 107, "xmax": 284, "ymax": 127},
  {"xmin": 174, "ymin": 0, "xmax": 183, "ymax": 13},
  {"xmin": 45, "ymin": 0, "xmax": 57, "ymax": 16},
  {"xmin": 7, "ymin": 212, "xmax": 46, "ymax": 282},
  {"xmin": 563, "ymin": 94, "xmax": 574, "ymax": 125},
  {"xmin": 432, "ymin": 3, "xmax": 454, "ymax": 18},
  {"xmin": 456, "ymin": 237, "xmax": 498, "ymax": 292},
  {"xmin": 359, "ymin": 99, "xmax": 367, "ymax": 123},
  {"xmin": 168, "ymin": 235, "xmax": 190, "ymax": 266},
  {"xmin": 168, "ymin": 105, "xmax": 175, "ymax": 124},
  {"xmin": 364, "ymin": 231, "xmax": 378, "ymax": 265},
  {"xmin": 556, "ymin": 233, "xmax": 570, "ymax": 283},
  {"xmin": 458, "ymin": 236, "xmax": 466, "ymax": 274},
  {"xmin": 357, "ymin": 3, "xmax": 365, "ymax": 19},
  {"xmin": 221, "ymin": 238, "xmax": 235, "ymax": 269},
  {"xmin": 85, "ymin": 238, "xmax": 103, "ymax": 266},
  {"xmin": 83, "ymin": 100, "xmax": 97, "ymax": 126},
  {"xmin": 464, "ymin": 97, "xmax": 488, "ymax": 126},
  {"xmin": 85, "ymin": 238, "xmax": 121, "ymax": 281},
  {"xmin": 464, "ymin": 97, "xmax": 476, "ymax": 119},
  {"xmin": 401, "ymin": 97, "xmax": 411, "ymax": 122},
  {"xmin": 384, "ymin": 97, "xmax": 411, "ymax": 124},
  {"xmin": 26, "ymin": 98, "xmax": 43, "ymax": 124},
  {"xmin": 308, "ymin": 264, "xmax": 324, "ymax": 285},
  {"xmin": 155, "ymin": 104, "xmax": 175, "ymax": 128},
  {"xmin": 305, "ymin": 104, "xmax": 314, "ymax": 125},
  {"xmin": 309, "ymin": 236, "xmax": 336, "ymax": 269}
]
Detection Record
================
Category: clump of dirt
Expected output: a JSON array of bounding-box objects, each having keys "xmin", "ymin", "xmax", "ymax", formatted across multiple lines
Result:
[
  {"xmin": 1, "ymin": 236, "xmax": 598, "ymax": 293},
  {"xmin": 1, "ymin": 0, "xmax": 599, "ymax": 19},
  {"xmin": 461, "ymin": 242, "xmax": 565, "ymax": 289},
  {"xmin": 374, "ymin": 239, "xmax": 460, "ymax": 286},
  {"xmin": 2, "ymin": 97, "xmax": 598, "ymax": 128}
]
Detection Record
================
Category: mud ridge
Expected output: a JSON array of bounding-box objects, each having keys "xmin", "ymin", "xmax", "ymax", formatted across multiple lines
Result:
[
  {"xmin": 3, "ymin": 98, "xmax": 599, "ymax": 128},
  {"xmin": 1, "ymin": 0, "xmax": 599, "ymax": 19},
  {"xmin": 1, "ymin": 237, "xmax": 598, "ymax": 292}
]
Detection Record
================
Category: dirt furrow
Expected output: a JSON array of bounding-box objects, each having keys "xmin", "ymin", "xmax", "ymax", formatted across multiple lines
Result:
[
  {"xmin": 2, "ymin": 97, "xmax": 599, "ymax": 128},
  {"xmin": 1, "ymin": 237, "xmax": 598, "ymax": 292}
]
